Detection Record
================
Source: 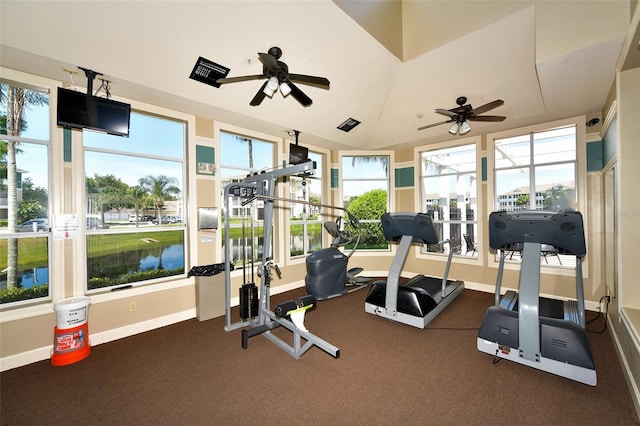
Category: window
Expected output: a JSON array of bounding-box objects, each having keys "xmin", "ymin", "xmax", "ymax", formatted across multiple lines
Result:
[
  {"xmin": 341, "ymin": 154, "xmax": 390, "ymax": 250},
  {"xmin": 83, "ymin": 112, "xmax": 186, "ymax": 291},
  {"xmin": 219, "ymin": 131, "xmax": 275, "ymax": 265},
  {"xmin": 1, "ymin": 80, "xmax": 51, "ymax": 304},
  {"xmin": 492, "ymin": 124, "xmax": 578, "ymax": 267},
  {"xmin": 289, "ymin": 150, "xmax": 324, "ymax": 258},
  {"xmin": 494, "ymin": 126, "xmax": 576, "ymax": 212},
  {"xmin": 420, "ymin": 143, "xmax": 478, "ymax": 256}
]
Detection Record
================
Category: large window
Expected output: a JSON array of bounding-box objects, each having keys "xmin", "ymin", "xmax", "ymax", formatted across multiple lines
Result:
[
  {"xmin": 494, "ymin": 126, "xmax": 576, "ymax": 212},
  {"xmin": 83, "ymin": 111, "xmax": 186, "ymax": 291},
  {"xmin": 219, "ymin": 131, "xmax": 275, "ymax": 266},
  {"xmin": 341, "ymin": 154, "xmax": 390, "ymax": 250},
  {"xmin": 289, "ymin": 150, "xmax": 324, "ymax": 258},
  {"xmin": 0, "ymin": 81, "xmax": 50, "ymax": 305},
  {"xmin": 493, "ymin": 124, "xmax": 577, "ymax": 267},
  {"xmin": 420, "ymin": 143, "xmax": 478, "ymax": 256}
]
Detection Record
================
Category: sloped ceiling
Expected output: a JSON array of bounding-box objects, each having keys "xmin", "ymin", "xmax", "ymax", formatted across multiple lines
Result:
[{"xmin": 0, "ymin": 1, "xmax": 631, "ymax": 150}]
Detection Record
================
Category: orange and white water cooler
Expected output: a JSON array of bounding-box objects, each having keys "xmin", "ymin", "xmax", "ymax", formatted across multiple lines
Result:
[{"xmin": 51, "ymin": 297, "xmax": 91, "ymax": 366}]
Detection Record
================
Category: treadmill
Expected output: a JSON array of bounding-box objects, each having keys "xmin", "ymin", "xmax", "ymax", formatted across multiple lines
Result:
[
  {"xmin": 364, "ymin": 212, "xmax": 465, "ymax": 329},
  {"xmin": 477, "ymin": 210, "xmax": 596, "ymax": 386}
]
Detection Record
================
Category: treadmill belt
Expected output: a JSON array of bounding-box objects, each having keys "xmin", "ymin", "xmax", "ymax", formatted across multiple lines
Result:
[
  {"xmin": 407, "ymin": 276, "xmax": 446, "ymax": 297},
  {"xmin": 513, "ymin": 297, "xmax": 565, "ymax": 319}
]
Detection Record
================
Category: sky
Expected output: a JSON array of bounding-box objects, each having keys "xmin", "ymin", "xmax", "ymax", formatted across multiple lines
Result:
[
  {"xmin": 7, "ymin": 102, "xmax": 185, "ymax": 190},
  {"xmin": 7, "ymin": 100, "xmax": 50, "ymax": 189},
  {"xmin": 341, "ymin": 156, "xmax": 389, "ymax": 198},
  {"xmin": 84, "ymin": 112, "xmax": 184, "ymax": 188}
]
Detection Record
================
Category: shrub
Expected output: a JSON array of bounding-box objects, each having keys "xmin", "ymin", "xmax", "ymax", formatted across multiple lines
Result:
[{"xmin": 0, "ymin": 284, "xmax": 49, "ymax": 304}]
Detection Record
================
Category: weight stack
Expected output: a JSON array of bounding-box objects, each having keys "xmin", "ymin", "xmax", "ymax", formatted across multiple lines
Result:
[{"xmin": 239, "ymin": 283, "xmax": 258, "ymax": 320}]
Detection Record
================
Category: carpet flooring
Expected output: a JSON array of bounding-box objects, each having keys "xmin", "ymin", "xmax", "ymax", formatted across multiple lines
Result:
[{"xmin": 1, "ymin": 286, "xmax": 638, "ymax": 425}]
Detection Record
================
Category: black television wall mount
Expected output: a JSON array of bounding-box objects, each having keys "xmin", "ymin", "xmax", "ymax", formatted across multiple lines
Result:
[{"xmin": 77, "ymin": 67, "xmax": 103, "ymax": 96}]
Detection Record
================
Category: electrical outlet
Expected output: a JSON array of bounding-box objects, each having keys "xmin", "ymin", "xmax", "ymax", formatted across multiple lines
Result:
[{"xmin": 129, "ymin": 301, "xmax": 137, "ymax": 312}]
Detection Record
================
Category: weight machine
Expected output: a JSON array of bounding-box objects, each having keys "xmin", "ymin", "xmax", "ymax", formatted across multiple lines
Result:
[{"xmin": 223, "ymin": 161, "xmax": 341, "ymax": 359}]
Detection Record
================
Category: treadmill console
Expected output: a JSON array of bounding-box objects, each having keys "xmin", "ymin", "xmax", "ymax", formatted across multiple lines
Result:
[
  {"xmin": 488, "ymin": 210, "xmax": 585, "ymax": 255},
  {"xmin": 381, "ymin": 212, "xmax": 438, "ymax": 245}
]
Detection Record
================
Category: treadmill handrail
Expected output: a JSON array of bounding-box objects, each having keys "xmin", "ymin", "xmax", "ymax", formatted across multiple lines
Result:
[{"xmin": 440, "ymin": 239, "xmax": 454, "ymax": 297}]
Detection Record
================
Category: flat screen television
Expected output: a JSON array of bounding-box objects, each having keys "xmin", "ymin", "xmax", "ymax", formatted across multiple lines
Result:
[
  {"xmin": 289, "ymin": 143, "xmax": 309, "ymax": 165},
  {"xmin": 57, "ymin": 87, "xmax": 131, "ymax": 137}
]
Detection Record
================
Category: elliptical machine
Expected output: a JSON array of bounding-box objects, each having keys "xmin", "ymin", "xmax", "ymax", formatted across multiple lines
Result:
[{"xmin": 305, "ymin": 213, "xmax": 369, "ymax": 300}]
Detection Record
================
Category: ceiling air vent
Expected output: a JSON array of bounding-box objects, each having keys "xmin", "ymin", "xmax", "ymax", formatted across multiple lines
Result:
[
  {"xmin": 337, "ymin": 118, "xmax": 361, "ymax": 132},
  {"xmin": 189, "ymin": 57, "xmax": 230, "ymax": 88}
]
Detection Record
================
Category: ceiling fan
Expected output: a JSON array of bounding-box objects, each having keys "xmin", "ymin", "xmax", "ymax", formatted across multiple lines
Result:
[
  {"xmin": 418, "ymin": 96, "xmax": 506, "ymax": 135},
  {"xmin": 216, "ymin": 46, "xmax": 330, "ymax": 107}
]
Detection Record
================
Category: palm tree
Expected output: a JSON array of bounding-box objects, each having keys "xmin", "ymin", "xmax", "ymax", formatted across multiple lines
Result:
[
  {"xmin": 129, "ymin": 184, "xmax": 147, "ymax": 226},
  {"xmin": 236, "ymin": 136, "xmax": 254, "ymax": 169},
  {"xmin": 138, "ymin": 175, "xmax": 181, "ymax": 224},
  {"xmin": 352, "ymin": 155, "xmax": 389, "ymax": 176},
  {"xmin": 1, "ymin": 83, "xmax": 48, "ymax": 288}
]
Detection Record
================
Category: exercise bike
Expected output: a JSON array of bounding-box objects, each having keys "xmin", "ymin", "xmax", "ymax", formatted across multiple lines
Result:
[{"xmin": 305, "ymin": 214, "xmax": 370, "ymax": 300}]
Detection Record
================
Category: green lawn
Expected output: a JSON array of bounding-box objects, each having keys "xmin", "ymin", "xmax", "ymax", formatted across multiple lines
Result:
[
  {"xmin": 86, "ymin": 230, "xmax": 183, "ymax": 257},
  {"xmin": 1, "ymin": 224, "xmax": 321, "ymax": 270},
  {"xmin": 0, "ymin": 237, "xmax": 49, "ymax": 269},
  {"xmin": 0, "ymin": 230, "xmax": 184, "ymax": 271}
]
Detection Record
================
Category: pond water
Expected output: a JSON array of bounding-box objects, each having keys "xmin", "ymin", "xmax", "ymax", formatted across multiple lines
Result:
[
  {"xmin": 0, "ymin": 266, "xmax": 49, "ymax": 289},
  {"xmin": 0, "ymin": 243, "xmax": 185, "ymax": 289},
  {"xmin": 3, "ymin": 233, "xmax": 325, "ymax": 289}
]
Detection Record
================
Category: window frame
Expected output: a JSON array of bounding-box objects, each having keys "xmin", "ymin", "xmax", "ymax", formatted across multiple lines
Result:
[
  {"xmin": 414, "ymin": 136, "xmax": 483, "ymax": 264},
  {"xmin": 338, "ymin": 150, "xmax": 394, "ymax": 253},
  {"xmin": 286, "ymin": 144, "xmax": 329, "ymax": 264},
  {"xmin": 72, "ymin": 98, "xmax": 196, "ymax": 300},
  {"xmin": 0, "ymin": 69, "xmax": 63, "ymax": 316},
  {"xmin": 214, "ymin": 122, "xmax": 279, "ymax": 271},
  {"xmin": 487, "ymin": 115, "xmax": 588, "ymax": 274},
  {"xmin": 414, "ymin": 136, "xmax": 482, "ymax": 264}
]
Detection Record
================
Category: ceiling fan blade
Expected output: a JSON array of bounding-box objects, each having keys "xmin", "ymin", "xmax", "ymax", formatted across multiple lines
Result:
[
  {"xmin": 250, "ymin": 81, "xmax": 269, "ymax": 106},
  {"xmin": 288, "ymin": 81, "xmax": 313, "ymax": 107},
  {"xmin": 468, "ymin": 115, "xmax": 506, "ymax": 122},
  {"xmin": 417, "ymin": 119, "xmax": 453, "ymax": 131},
  {"xmin": 217, "ymin": 75, "xmax": 265, "ymax": 84},
  {"xmin": 435, "ymin": 108, "xmax": 457, "ymax": 118},
  {"xmin": 258, "ymin": 52, "xmax": 279, "ymax": 71},
  {"xmin": 288, "ymin": 74, "xmax": 330, "ymax": 89},
  {"xmin": 471, "ymin": 99, "xmax": 504, "ymax": 115}
]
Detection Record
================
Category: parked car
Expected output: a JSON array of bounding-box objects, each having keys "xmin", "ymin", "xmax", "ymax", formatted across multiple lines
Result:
[
  {"xmin": 165, "ymin": 215, "xmax": 182, "ymax": 223},
  {"xmin": 128, "ymin": 214, "xmax": 141, "ymax": 223},
  {"xmin": 86, "ymin": 217, "xmax": 110, "ymax": 230},
  {"xmin": 17, "ymin": 218, "xmax": 48, "ymax": 232},
  {"xmin": 153, "ymin": 215, "xmax": 181, "ymax": 224}
]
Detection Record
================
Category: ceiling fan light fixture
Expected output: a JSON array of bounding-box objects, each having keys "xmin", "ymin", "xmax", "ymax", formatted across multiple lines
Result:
[
  {"xmin": 459, "ymin": 120, "xmax": 471, "ymax": 135},
  {"xmin": 448, "ymin": 122, "xmax": 459, "ymax": 134},
  {"xmin": 263, "ymin": 76, "xmax": 279, "ymax": 97},
  {"xmin": 280, "ymin": 81, "xmax": 292, "ymax": 97}
]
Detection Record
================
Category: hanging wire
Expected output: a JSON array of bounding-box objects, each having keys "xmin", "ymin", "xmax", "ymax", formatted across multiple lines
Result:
[
  {"xmin": 586, "ymin": 295, "xmax": 610, "ymax": 334},
  {"xmin": 93, "ymin": 79, "xmax": 112, "ymax": 99},
  {"xmin": 65, "ymin": 69, "xmax": 79, "ymax": 90},
  {"xmin": 492, "ymin": 349, "xmax": 504, "ymax": 365}
]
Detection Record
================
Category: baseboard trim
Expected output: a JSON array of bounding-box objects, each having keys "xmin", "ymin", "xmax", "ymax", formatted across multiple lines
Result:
[
  {"xmin": 608, "ymin": 314, "xmax": 640, "ymax": 422},
  {"xmin": 0, "ymin": 309, "xmax": 196, "ymax": 372}
]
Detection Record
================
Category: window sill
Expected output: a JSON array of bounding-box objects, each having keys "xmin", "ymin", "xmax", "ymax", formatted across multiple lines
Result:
[
  {"xmin": 88, "ymin": 276, "xmax": 193, "ymax": 305},
  {"xmin": 0, "ymin": 301, "xmax": 56, "ymax": 323}
]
